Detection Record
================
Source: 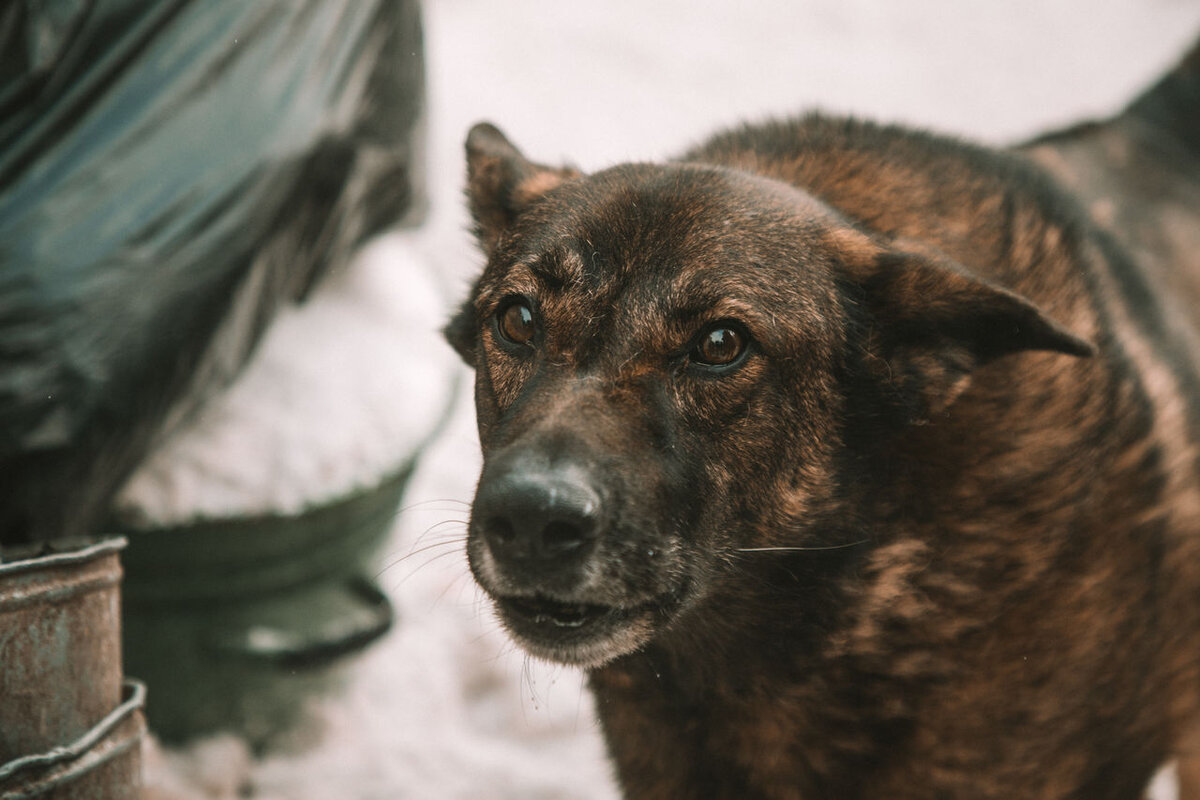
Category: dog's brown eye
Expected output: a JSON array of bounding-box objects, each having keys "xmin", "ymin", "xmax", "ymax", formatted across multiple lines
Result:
[
  {"xmin": 497, "ymin": 300, "xmax": 536, "ymax": 346},
  {"xmin": 692, "ymin": 325, "xmax": 746, "ymax": 367}
]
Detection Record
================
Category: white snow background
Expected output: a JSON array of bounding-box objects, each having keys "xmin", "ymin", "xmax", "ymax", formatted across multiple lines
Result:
[{"xmin": 132, "ymin": 1, "xmax": 1200, "ymax": 798}]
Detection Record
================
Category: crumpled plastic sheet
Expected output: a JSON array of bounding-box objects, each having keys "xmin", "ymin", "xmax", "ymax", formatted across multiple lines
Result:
[{"xmin": 0, "ymin": 0, "xmax": 424, "ymax": 543}]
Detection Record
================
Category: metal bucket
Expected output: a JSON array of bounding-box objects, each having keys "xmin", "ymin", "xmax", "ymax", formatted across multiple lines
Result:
[
  {"xmin": 0, "ymin": 538, "xmax": 144, "ymax": 798},
  {"xmin": 0, "ymin": 538, "xmax": 127, "ymax": 761},
  {"xmin": 0, "ymin": 681, "xmax": 146, "ymax": 800},
  {"xmin": 119, "ymin": 464, "xmax": 413, "ymax": 745}
]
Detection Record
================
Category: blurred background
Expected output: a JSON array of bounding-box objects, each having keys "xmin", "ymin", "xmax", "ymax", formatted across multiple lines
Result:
[{"xmin": 2, "ymin": 1, "xmax": 1199, "ymax": 798}]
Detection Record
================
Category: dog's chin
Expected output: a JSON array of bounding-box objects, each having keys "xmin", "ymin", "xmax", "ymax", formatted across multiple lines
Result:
[{"xmin": 491, "ymin": 592, "xmax": 673, "ymax": 669}]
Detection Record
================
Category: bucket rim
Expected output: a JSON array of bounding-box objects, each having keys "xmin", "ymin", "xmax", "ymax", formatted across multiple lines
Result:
[
  {"xmin": 0, "ymin": 680, "xmax": 145, "ymax": 785},
  {"xmin": 0, "ymin": 537, "xmax": 127, "ymax": 578}
]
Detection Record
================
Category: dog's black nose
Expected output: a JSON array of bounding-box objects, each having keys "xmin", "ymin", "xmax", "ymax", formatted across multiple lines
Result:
[{"xmin": 474, "ymin": 466, "xmax": 602, "ymax": 567}]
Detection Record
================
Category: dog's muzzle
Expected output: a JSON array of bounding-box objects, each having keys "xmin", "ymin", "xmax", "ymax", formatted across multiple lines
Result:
[
  {"xmin": 472, "ymin": 454, "xmax": 604, "ymax": 593},
  {"xmin": 468, "ymin": 440, "xmax": 688, "ymax": 666}
]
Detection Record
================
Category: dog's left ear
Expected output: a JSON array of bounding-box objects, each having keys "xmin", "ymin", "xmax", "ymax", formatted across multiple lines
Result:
[
  {"xmin": 466, "ymin": 122, "xmax": 581, "ymax": 256},
  {"xmin": 829, "ymin": 229, "xmax": 1095, "ymax": 422}
]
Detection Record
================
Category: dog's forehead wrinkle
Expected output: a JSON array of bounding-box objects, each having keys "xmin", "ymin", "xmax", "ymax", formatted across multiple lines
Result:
[
  {"xmin": 527, "ymin": 244, "xmax": 588, "ymax": 287},
  {"xmin": 475, "ymin": 259, "xmax": 537, "ymax": 312}
]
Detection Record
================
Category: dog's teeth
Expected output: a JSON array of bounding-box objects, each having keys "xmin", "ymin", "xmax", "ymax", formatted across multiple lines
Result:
[{"xmin": 529, "ymin": 611, "xmax": 584, "ymax": 627}]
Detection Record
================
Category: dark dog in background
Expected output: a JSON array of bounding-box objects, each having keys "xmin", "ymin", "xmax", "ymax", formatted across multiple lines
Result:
[{"xmin": 445, "ymin": 39, "xmax": 1200, "ymax": 799}]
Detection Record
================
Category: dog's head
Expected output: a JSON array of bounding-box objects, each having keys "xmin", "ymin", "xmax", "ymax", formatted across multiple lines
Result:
[{"xmin": 446, "ymin": 123, "xmax": 1093, "ymax": 668}]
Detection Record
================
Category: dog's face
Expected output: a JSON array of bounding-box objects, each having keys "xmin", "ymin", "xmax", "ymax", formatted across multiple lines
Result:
[{"xmin": 447, "ymin": 123, "xmax": 1093, "ymax": 668}]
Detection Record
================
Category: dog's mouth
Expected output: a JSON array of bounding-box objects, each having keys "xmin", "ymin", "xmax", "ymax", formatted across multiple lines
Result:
[
  {"xmin": 491, "ymin": 588, "xmax": 684, "ymax": 668},
  {"xmin": 500, "ymin": 595, "xmax": 615, "ymax": 629}
]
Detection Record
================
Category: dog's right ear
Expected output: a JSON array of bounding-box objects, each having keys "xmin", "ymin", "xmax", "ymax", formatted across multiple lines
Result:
[
  {"xmin": 466, "ymin": 122, "xmax": 580, "ymax": 256},
  {"xmin": 443, "ymin": 291, "xmax": 478, "ymax": 365},
  {"xmin": 826, "ymin": 227, "xmax": 1095, "ymax": 423}
]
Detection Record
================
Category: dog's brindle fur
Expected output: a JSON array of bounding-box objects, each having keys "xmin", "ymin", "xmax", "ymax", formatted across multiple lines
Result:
[{"xmin": 446, "ymin": 42, "xmax": 1200, "ymax": 799}]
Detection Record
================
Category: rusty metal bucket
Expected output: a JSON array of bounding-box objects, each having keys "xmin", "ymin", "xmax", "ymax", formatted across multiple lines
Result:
[
  {"xmin": 0, "ymin": 681, "xmax": 146, "ymax": 799},
  {"xmin": 0, "ymin": 538, "xmax": 145, "ymax": 798}
]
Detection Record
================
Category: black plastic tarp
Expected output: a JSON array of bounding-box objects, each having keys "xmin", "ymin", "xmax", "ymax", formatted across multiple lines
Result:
[{"xmin": 0, "ymin": 0, "xmax": 424, "ymax": 543}]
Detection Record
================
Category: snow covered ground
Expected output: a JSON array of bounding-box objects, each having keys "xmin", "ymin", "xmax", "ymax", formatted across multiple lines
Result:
[{"xmin": 140, "ymin": 1, "xmax": 1200, "ymax": 798}]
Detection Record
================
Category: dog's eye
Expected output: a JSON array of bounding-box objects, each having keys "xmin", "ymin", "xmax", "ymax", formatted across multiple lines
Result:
[
  {"xmin": 692, "ymin": 324, "xmax": 747, "ymax": 368},
  {"xmin": 496, "ymin": 299, "xmax": 537, "ymax": 346}
]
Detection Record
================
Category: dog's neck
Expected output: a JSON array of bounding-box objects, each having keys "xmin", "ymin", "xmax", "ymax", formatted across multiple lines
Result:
[{"xmin": 589, "ymin": 549, "xmax": 906, "ymax": 799}]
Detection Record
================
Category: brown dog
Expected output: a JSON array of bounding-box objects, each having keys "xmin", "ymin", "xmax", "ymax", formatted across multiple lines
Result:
[{"xmin": 445, "ymin": 41, "xmax": 1200, "ymax": 799}]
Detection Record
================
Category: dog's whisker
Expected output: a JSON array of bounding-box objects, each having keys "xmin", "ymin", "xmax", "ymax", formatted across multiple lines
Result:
[
  {"xmin": 386, "ymin": 495, "xmax": 470, "ymax": 521},
  {"xmin": 387, "ymin": 498, "xmax": 472, "ymax": 524},
  {"xmin": 430, "ymin": 569, "xmax": 473, "ymax": 612},
  {"xmin": 411, "ymin": 517, "xmax": 471, "ymax": 535},
  {"xmin": 401, "ymin": 519, "xmax": 469, "ymax": 552},
  {"xmin": 376, "ymin": 538, "xmax": 467, "ymax": 580},
  {"xmin": 522, "ymin": 654, "xmax": 542, "ymax": 714},
  {"xmin": 412, "ymin": 547, "xmax": 467, "ymax": 573},
  {"xmin": 733, "ymin": 540, "xmax": 869, "ymax": 553},
  {"xmin": 396, "ymin": 497, "xmax": 473, "ymax": 512},
  {"xmin": 400, "ymin": 510, "xmax": 472, "ymax": 522},
  {"xmin": 379, "ymin": 528, "xmax": 465, "ymax": 563}
]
